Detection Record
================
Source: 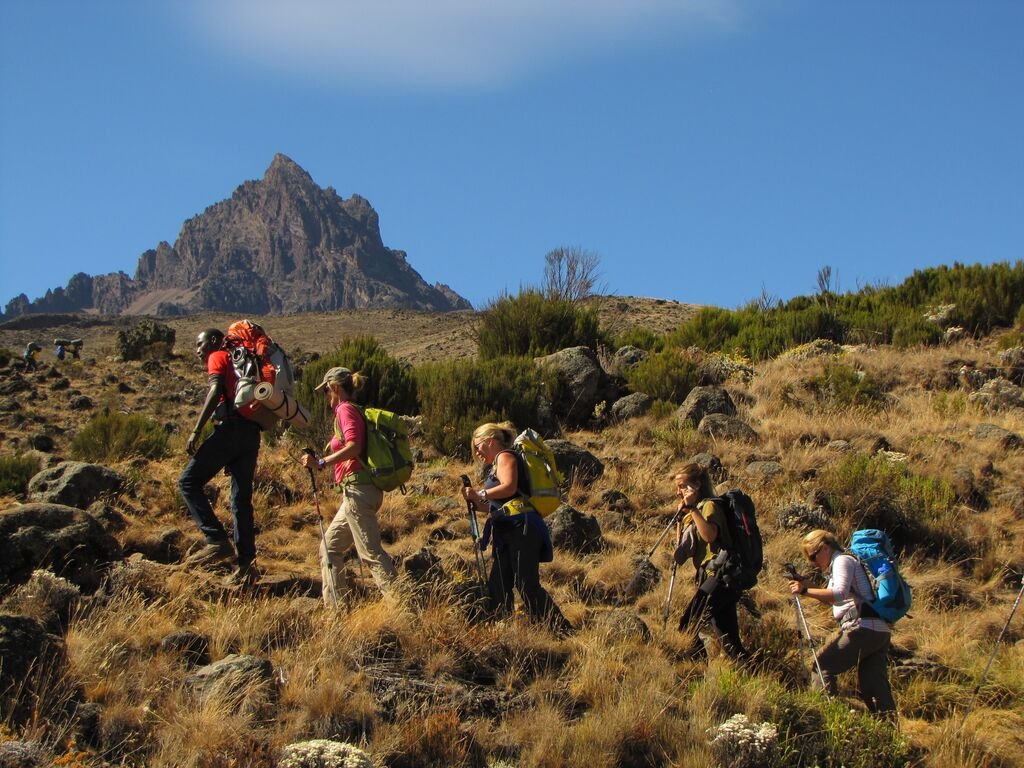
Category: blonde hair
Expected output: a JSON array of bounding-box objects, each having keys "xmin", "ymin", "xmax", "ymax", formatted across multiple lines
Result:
[
  {"xmin": 801, "ymin": 529, "xmax": 842, "ymax": 560},
  {"xmin": 471, "ymin": 421, "xmax": 517, "ymax": 451},
  {"xmin": 329, "ymin": 371, "xmax": 367, "ymax": 397},
  {"xmin": 674, "ymin": 462, "xmax": 716, "ymax": 500}
]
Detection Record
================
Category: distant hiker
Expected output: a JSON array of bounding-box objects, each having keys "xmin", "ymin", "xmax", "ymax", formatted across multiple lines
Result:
[
  {"xmin": 55, "ymin": 343, "xmax": 66, "ymax": 361},
  {"xmin": 674, "ymin": 462, "xmax": 750, "ymax": 661},
  {"xmin": 462, "ymin": 421, "xmax": 571, "ymax": 634},
  {"xmin": 178, "ymin": 328, "xmax": 261, "ymax": 586},
  {"xmin": 23, "ymin": 341, "xmax": 41, "ymax": 371},
  {"xmin": 69, "ymin": 339, "xmax": 83, "ymax": 359},
  {"xmin": 300, "ymin": 367, "xmax": 397, "ymax": 606},
  {"xmin": 788, "ymin": 529, "xmax": 897, "ymax": 717}
]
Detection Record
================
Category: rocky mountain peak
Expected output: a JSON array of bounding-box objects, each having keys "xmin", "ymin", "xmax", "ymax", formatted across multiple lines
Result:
[{"xmin": 3, "ymin": 157, "xmax": 470, "ymax": 319}]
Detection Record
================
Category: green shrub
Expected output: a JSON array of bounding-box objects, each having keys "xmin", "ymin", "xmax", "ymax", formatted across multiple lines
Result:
[
  {"xmin": 414, "ymin": 356, "xmax": 544, "ymax": 459},
  {"xmin": 0, "ymin": 453, "xmax": 41, "ymax": 498},
  {"xmin": 624, "ymin": 349, "xmax": 700, "ymax": 405},
  {"xmin": 477, "ymin": 288, "xmax": 606, "ymax": 359},
  {"xmin": 803, "ymin": 363, "xmax": 887, "ymax": 411},
  {"xmin": 614, "ymin": 327, "xmax": 664, "ymax": 352},
  {"xmin": 70, "ymin": 413, "xmax": 168, "ymax": 462},
  {"xmin": 295, "ymin": 336, "xmax": 418, "ymax": 449},
  {"xmin": 817, "ymin": 453, "xmax": 959, "ymax": 556}
]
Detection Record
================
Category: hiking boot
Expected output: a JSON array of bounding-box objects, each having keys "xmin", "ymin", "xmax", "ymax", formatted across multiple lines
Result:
[
  {"xmin": 224, "ymin": 562, "xmax": 259, "ymax": 590},
  {"xmin": 186, "ymin": 540, "xmax": 235, "ymax": 568}
]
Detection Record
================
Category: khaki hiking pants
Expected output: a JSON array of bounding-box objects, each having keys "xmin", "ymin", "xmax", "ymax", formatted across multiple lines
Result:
[
  {"xmin": 320, "ymin": 482, "xmax": 397, "ymax": 606},
  {"xmin": 816, "ymin": 626, "xmax": 896, "ymax": 715}
]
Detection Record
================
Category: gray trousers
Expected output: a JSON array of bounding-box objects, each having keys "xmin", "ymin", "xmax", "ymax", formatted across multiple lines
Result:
[
  {"xmin": 816, "ymin": 626, "xmax": 896, "ymax": 714},
  {"xmin": 320, "ymin": 483, "xmax": 397, "ymax": 606}
]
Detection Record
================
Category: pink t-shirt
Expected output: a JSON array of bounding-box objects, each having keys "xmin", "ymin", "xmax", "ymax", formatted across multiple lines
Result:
[{"xmin": 328, "ymin": 401, "xmax": 366, "ymax": 483}]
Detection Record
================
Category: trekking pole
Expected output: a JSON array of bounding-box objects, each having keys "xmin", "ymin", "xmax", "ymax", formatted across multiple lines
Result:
[
  {"xmin": 303, "ymin": 448, "xmax": 342, "ymax": 609},
  {"xmin": 661, "ymin": 518, "xmax": 683, "ymax": 632},
  {"xmin": 784, "ymin": 563, "xmax": 829, "ymax": 696},
  {"xmin": 964, "ymin": 577, "xmax": 1024, "ymax": 721},
  {"xmin": 461, "ymin": 474, "xmax": 488, "ymax": 582}
]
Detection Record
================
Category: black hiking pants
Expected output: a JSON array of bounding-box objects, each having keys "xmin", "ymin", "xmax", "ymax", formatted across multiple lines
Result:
[
  {"xmin": 679, "ymin": 583, "xmax": 747, "ymax": 660},
  {"xmin": 178, "ymin": 417, "xmax": 260, "ymax": 567},
  {"xmin": 488, "ymin": 517, "xmax": 569, "ymax": 633}
]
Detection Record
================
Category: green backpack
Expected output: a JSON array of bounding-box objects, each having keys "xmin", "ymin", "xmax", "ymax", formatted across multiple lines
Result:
[{"xmin": 335, "ymin": 406, "xmax": 414, "ymax": 493}]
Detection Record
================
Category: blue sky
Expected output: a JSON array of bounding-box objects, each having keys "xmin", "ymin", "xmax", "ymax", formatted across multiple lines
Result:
[{"xmin": 1, "ymin": 1, "xmax": 1022, "ymax": 312}]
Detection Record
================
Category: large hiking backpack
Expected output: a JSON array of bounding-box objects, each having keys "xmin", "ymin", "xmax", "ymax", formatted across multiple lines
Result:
[
  {"xmin": 848, "ymin": 528, "xmax": 913, "ymax": 624},
  {"xmin": 506, "ymin": 428, "xmax": 565, "ymax": 516},
  {"xmin": 711, "ymin": 489, "xmax": 763, "ymax": 590},
  {"xmin": 336, "ymin": 405, "xmax": 414, "ymax": 493},
  {"xmin": 224, "ymin": 320, "xmax": 297, "ymax": 431}
]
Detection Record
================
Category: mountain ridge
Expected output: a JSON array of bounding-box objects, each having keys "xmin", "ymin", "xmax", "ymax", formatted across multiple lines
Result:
[{"xmin": 3, "ymin": 154, "xmax": 471, "ymax": 320}]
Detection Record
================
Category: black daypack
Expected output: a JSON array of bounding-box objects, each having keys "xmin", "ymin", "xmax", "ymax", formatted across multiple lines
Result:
[{"xmin": 711, "ymin": 489, "xmax": 763, "ymax": 590}]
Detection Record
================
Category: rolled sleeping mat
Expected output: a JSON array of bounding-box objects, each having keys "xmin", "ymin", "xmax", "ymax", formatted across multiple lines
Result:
[{"xmin": 253, "ymin": 381, "xmax": 311, "ymax": 429}]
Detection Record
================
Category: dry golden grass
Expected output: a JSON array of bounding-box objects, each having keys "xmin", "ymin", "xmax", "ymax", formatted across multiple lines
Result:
[{"xmin": 1, "ymin": 310, "xmax": 1023, "ymax": 766}]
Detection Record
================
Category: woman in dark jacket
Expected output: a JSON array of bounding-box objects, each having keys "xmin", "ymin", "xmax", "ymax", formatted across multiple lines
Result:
[{"xmin": 462, "ymin": 421, "xmax": 570, "ymax": 634}]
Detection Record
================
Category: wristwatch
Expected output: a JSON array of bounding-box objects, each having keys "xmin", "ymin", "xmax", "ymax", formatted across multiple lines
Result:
[
  {"xmin": 318, "ymin": 458, "xmax": 326, "ymax": 470},
  {"xmin": 478, "ymin": 489, "xmax": 488, "ymax": 502}
]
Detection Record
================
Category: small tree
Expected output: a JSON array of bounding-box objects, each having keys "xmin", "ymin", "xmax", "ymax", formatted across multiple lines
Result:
[{"xmin": 542, "ymin": 246, "xmax": 602, "ymax": 303}]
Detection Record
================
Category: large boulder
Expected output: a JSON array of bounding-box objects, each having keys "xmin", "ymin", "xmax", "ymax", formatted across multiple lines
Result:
[
  {"xmin": 968, "ymin": 378, "xmax": 1024, "ymax": 413},
  {"xmin": 0, "ymin": 503, "xmax": 123, "ymax": 592},
  {"xmin": 676, "ymin": 386, "xmax": 736, "ymax": 427},
  {"xmin": 547, "ymin": 505, "xmax": 603, "ymax": 555},
  {"xmin": 536, "ymin": 346, "xmax": 612, "ymax": 427},
  {"xmin": 27, "ymin": 461, "xmax": 125, "ymax": 508},
  {"xmin": 610, "ymin": 392, "xmax": 653, "ymax": 422},
  {"xmin": 546, "ymin": 439, "xmax": 605, "ymax": 486}
]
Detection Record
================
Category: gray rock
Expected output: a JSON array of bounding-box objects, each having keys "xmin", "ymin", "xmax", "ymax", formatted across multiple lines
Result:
[
  {"xmin": 610, "ymin": 392, "xmax": 653, "ymax": 422},
  {"xmin": 968, "ymin": 378, "xmax": 1024, "ymax": 413},
  {"xmin": 697, "ymin": 413, "xmax": 759, "ymax": 442},
  {"xmin": 744, "ymin": 461, "xmax": 784, "ymax": 482},
  {"xmin": 184, "ymin": 653, "xmax": 278, "ymax": 717},
  {"xmin": 992, "ymin": 486, "xmax": 1024, "ymax": 519},
  {"xmin": 535, "ymin": 346, "xmax": 611, "ymax": 427},
  {"xmin": 0, "ymin": 503, "xmax": 122, "ymax": 592},
  {"xmin": 547, "ymin": 505, "xmax": 603, "ymax": 555},
  {"xmin": 777, "ymin": 504, "xmax": 832, "ymax": 532},
  {"xmin": 676, "ymin": 386, "xmax": 736, "ymax": 426},
  {"xmin": 546, "ymin": 439, "xmax": 605, "ymax": 485},
  {"xmin": 973, "ymin": 422, "xmax": 1023, "ymax": 450},
  {"xmin": 122, "ymin": 527, "xmax": 184, "ymax": 564},
  {"xmin": 27, "ymin": 461, "xmax": 125, "ymax": 508},
  {"xmin": 610, "ymin": 345, "xmax": 648, "ymax": 373},
  {"xmin": 620, "ymin": 555, "xmax": 661, "ymax": 602}
]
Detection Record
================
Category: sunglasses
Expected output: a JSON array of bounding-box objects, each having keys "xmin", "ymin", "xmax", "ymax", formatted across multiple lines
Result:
[{"xmin": 807, "ymin": 545, "xmax": 824, "ymax": 562}]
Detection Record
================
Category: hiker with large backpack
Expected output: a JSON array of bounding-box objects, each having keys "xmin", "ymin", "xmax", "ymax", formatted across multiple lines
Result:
[
  {"xmin": 178, "ymin": 328, "xmax": 262, "ymax": 587},
  {"xmin": 299, "ymin": 366, "xmax": 398, "ymax": 606},
  {"xmin": 673, "ymin": 462, "xmax": 752, "ymax": 661},
  {"xmin": 461, "ymin": 421, "xmax": 572, "ymax": 635},
  {"xmin": 787, "ymin": 528, "xmax": 897, "ymax": 717}
]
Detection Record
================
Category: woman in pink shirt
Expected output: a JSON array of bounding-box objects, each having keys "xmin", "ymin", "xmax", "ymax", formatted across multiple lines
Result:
[{"xmin": 301, "ymin": 366, "xmax": 397, "ymax": 606}]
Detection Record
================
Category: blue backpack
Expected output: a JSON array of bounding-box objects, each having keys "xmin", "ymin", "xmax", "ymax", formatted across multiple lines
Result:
[{"xmin": 848, "ymin": 529, "xmax": 912, "ymax": 623}]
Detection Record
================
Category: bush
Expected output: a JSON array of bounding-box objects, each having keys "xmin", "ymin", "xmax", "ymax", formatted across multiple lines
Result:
[
  {"xmin": 115, "ymin": 319, "xmax": 176, "ymax": 361},
  {"xmin": 624, "ymin": 348, "xmax": 700, "ymax": 405},
  {"xmin": 0, "ymin": 453, "xmax": 40, "ymax": 498},
  {"xmin": 295, "ymin": 336, "xmax": 418, "ymax": 450},
  {"xmin": 614, "ymin": 327, "xmax": 664, "ymax": 352},
  {"xmin": 803, "ymin": 362, "xmax": 887, "ymax": 411},
  {"xmin": 414, "ymin": 356, "xmax": 544, "ymax": 459},
  {"xmin": 69, "ymin": 412, "xmax": 169, "ymax": 462},
  {"xmin": 477, "ymin": 288, "xmax": 606, "ymax": 359},
  {"xmin": 817, "ymin": 453, "xmax": 959, "ymax": 556}
]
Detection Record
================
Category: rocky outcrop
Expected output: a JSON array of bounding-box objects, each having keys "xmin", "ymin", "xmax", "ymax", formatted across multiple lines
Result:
[{"xmin": 4, "ymin": 155, "xmax": 471, "ymax": 319}]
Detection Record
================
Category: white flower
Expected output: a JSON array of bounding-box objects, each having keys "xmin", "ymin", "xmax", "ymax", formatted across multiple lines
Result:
[{"xmin": 277, "ymin": 739, "xmax": 373, "ymax": 768}]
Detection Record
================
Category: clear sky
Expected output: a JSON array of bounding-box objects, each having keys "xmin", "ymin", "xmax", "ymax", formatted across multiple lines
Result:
[{"xmin": 1, "ymin": 1, "xmax": 1022, "ymax": 312}]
